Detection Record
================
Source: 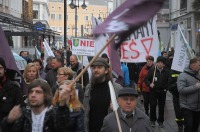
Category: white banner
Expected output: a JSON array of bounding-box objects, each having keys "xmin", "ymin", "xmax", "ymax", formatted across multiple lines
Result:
[
  {"xmin": 93, "ymin": 17, "xmax": 159, "ymax": 62},
  {"xmin": 43, "ymin": 39, "xmax": 55, "ymax": 67},
  {"xmin": 171, "ymin": 26, "xmax": 189, "ymax": 72},
  {"xmin": 72, "ymin": 38, "xmax": 95, "ymax": 56},
  {"xmin": 120, "ymin": 17, "xmax": 159, "ymax": 62}
]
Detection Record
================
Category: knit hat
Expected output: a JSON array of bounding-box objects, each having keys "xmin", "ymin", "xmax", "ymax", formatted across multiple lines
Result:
[
  {"xmin": 101, "ymin": 53, "xmax": 109, "ymax": 59},
  {"xmin": 91, "ymin": 57, "xmax": 110, "ymax": 68},
  {"xmin": 0, "ymin": 57, "xmax": 6, "ymax": 69},
  {"xmin": 156, "ymin": 56, "xmax": 166, "ymax": 64}
]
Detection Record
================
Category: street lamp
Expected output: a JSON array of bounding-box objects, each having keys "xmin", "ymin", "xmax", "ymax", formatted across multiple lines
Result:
[
  {"xmin": 69, "ymin": 0, "xmax": 87, "ymax": 37},
  {"xmin": 98, "ymin": 12, "xmax": 108, "ymax": 21}
]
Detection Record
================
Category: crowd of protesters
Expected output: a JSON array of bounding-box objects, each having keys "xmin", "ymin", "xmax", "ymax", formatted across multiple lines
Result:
[{"xmin": 0, "ymin": 46, "xmax": 200, "ymax": 132}]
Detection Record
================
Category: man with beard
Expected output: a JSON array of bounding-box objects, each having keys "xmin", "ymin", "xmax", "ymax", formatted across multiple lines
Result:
[
  {"xmin": 0, "ymin": 57, "xmax": 24, "ymax": 131},
  {"xmin": 83, "ymin": 58, "xmax": 122, "ymax": 132},
  {"xmin": 1, "ymin": 79, "xmax": 69, "ymax": 132},
  {"xmin": 69, "ymin": 55, "xmax": 89, "ymax": 87}
]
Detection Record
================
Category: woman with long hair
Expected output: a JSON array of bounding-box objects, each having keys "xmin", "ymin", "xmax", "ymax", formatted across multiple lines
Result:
[{"xmin": 52, "ymin": 80, "xmax": 85, "ymax": 132}]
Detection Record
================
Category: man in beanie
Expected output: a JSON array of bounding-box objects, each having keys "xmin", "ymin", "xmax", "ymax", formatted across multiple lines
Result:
[
  {"xmin": 145, "ymin": 56, "xmax": 170, "ymax": 127},
  {"xmin": 101, "ymin": 87, "xmax": 152, "ymax": 132},
  {"xmin": 0, "ymin": 57, "xmax": 24, "ymax": 130},
  {"xmin": 83, "ymin": 57, "xmax": 122, "ymax": 132}
]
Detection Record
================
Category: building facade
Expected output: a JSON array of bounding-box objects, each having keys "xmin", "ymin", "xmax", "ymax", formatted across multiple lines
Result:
[
  {"xmin": 170, "ymin": 0, "xmax": 200, "ymax": 55},
  {"xmin": 48, "ymin": 0, "xmax": 108, "ymax": 44}
]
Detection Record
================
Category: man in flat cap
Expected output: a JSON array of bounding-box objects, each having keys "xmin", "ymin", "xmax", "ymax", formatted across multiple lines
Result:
[
  {"xmin": 83, "ymin": 57, "xmax": 122, "ymax": 132},
  {"xmin": 101, "ymin": 87, "xmax": 152, "ymax": 132}
]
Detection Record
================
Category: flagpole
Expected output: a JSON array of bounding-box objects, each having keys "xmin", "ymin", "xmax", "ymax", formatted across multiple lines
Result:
[
  {"xmin": 70, "ymin": 34, "xmax": 116, "ymax": 87},
  {"xmin": 108, "ymin": 81, "xmax": 122, "ymax": 132}
]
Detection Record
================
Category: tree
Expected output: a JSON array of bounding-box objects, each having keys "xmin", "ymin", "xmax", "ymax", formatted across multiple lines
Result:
[{"xmin": 192, "ymin": 0, "xmax": 200, "ymax": 11}]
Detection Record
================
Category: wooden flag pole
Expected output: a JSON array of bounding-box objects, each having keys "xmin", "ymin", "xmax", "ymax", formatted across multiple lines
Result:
[{"xmin": 69, "ymin": 34, "xmax": 117, "ymax": 87}]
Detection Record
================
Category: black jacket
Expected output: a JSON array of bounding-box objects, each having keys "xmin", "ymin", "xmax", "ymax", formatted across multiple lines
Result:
[
  {"xmin": 45, "ymin": 69, "xmax": 58, "ymax": 88},
  {"xmin": 0, "ymin": 80, "xmax": 23, "ymax": 125},
  {"xmin": 145, "ymin": 67, "xmax": 170, "ymax": 92},
  {"xmin": 1, "ymin": 105, "xmax": 69, "ymax": 132},
  {"xmin": 66, "ymin": 108, "xmax": 85, "ymax": 132}
]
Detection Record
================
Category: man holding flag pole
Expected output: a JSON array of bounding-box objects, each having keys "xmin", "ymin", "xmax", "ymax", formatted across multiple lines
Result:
[{"xmin": 59, "ymin": 0, "xmax": 166, "ymax": 131}]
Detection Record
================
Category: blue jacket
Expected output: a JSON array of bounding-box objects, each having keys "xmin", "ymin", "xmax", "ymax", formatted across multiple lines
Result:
[{"xmin": 121, "ymin": 63, "xmax": 130, "ymax": 87}]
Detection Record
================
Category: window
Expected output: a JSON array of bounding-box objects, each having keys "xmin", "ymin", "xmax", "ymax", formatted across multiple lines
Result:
[
  {"xmin": 85, "ymin": 16, "xmax": 88, "ymax": 21},
  {"xmin": 51, "ymin": 14, "xmax": 55, "ymax": 20},
  {"xmin": 180, "ymin": 0, "xmax": 187, "ymax": 10},
  {"xmin": 33, "ymin": 10, "xmax": 39, "ymax": 19},
  {"xmin": 57, "ymin": 27, "xmax": 62, "ymax": 32},
  {"xmin": 58, "ymin": 6, "xmax": 61, "ymax": 10},
  {"xmin": 58, "ymin": 14, "xmax": 62, "ymax": 20},
  {"xmin": 0, "ymin": 0, "xmax": 3, "ymax": 4},
  {"xmin": 52, "ymin": 6, "xmax": 55, "ymax": 9}
]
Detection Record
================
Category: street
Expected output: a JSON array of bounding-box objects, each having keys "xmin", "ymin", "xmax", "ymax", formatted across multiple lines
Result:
[{"xmin": 137, "ymin": 92, "xmax": 179, "ymax": 132}]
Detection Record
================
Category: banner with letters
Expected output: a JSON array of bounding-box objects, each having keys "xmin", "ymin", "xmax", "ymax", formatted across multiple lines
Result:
[
  {"xmin": 94, "ymin": 17, "xmax": 159, "ymax": 63},
  {"xmin": 72, "ymin": 38, "xmax": 95, "ymax": 56},
  {"xmin": 171, "ymin": 26, "xmax": 190, "ymax": 72}
]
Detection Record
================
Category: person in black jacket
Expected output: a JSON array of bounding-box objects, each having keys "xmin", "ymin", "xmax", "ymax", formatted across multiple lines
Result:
[
  {"xmin": 168, "ymin": 69, "xmax": 184, "ymax": 132},
  {"xmin": 0, "ymin": 57, "xmax": 24, "ymax": 130},
  {"xmin": 1, "ymin": 79, "xmax": 69, "ymax": 132},
  {"xmin": 145, "ymin": 56, "xmax": 170, "ymax": 127},
  {"xmin": 52, "ymin": 80, "xmax": 84, "ymax": 132},
  {"xmin": 69, "ymin": 55, "xmax": 89, "ymax": 88}
]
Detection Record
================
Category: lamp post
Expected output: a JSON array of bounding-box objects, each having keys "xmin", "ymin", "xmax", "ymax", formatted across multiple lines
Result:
[
  {"xmin": 98, "ymin": 12, "xmax": 108, "ymax": 21},
  {"xmin": 69, "ymin": 0, "xmax": 87, "ymax": 37}
]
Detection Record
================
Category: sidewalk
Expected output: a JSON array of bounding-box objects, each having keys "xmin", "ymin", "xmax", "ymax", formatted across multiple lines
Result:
[{"xmin": 137, "ymin": 92, "xmax": 178, "ymax": 132}]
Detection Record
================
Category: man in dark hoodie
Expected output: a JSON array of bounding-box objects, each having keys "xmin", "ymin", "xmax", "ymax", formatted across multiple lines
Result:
[{"xmin": 0, "ymin": 57, "xmax": 23, "ymax": 130}]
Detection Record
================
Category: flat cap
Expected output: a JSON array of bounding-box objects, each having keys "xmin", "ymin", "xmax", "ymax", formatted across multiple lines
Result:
[
  {"xmin": 118, "ymin": 87, "xmax": 138, "ymax": 97},
  {"xmin": 91, "ymin": 57, "xmax": 110, "ymax": 68}
]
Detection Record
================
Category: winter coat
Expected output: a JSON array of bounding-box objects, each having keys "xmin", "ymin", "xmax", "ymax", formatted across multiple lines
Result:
[
  {"xmin": 1, "ymin": 105, "xmax": 69, "ymax": 132},
  {"xmin": 0, "ymin": 80, "xmax": 23, "ymax": 126},
  {"xmin": 70, "ymin": 62, "xmax": 89, "ymax": 87},
  {"xmin": 66, "ymin": 108, "xmax": 85, "ymax": 132},
  {"xmin": 45, "ymin": 69, "xmax": 58, "ymax": 88},
  {"xmin": 100, "ymin": 108, "xmax": 152, "ymax": 132},
  {"xmin": 177, "ymin": 66, "xmax": 200, "ymax": 111},
  {"xmin": 83, "ymin": 82, "xmax": 122, "ymax": 132},
  {"xmin": 138, "ymin": 65, "xmax": 152, "ymax": 92},
  {"xmin": 145, "ymin": 67, "xmax": 170, "ymax": 92}
]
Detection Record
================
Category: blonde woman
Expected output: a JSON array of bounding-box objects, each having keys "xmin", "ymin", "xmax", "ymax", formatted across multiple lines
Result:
[
  {"xmin": 52, "ymin": 67, "xmax": 84, "ymax": 103},
  {"xmin": 23, "ymin": 63, "xmax": 39, "ymax": 95},
  {"xmin": 52, "ymin": 80, "xmax": 85, "ymax": 132}
]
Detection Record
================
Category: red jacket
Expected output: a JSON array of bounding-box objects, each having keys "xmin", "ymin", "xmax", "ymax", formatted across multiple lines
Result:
[{"xmin": 138, "ymin": 65, "xmax": 152, "ymax": 92}]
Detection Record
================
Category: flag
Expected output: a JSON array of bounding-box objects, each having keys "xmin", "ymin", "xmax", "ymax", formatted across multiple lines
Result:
[
  {"xmin": 108, "ymin": 81, "xmax": 119, "ymax": 111},
  {"xmin": 92, "ymin": 17, "xmax": 124, "ymax": 81},
  {"xmin": 94, "ymin": 0, "xmax": 165, "ymax": 47},
  {"xmin": 0, "ymin": 26, "xmax": 23, "ymax": 88},
  {"xmin": 178, "ymin": 25, "xmax": 195, "ymax": 59},
  {"xmin": 35, "ymin": 46, "xmax": 41, "ymax": 59},
  {"xmin": 93, "ymin": 0, "xmax": 165, "ymax": 82}
]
